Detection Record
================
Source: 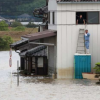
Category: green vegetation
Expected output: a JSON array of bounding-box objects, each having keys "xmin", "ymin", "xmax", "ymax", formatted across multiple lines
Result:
[
  {"xmin": 26, "ymin": 22, "xmax": 38, "ymax": 28},
  {"xmin": 11, "ymin": 21, "xmax": 23, "ymax": 27},
  {"xmin": 0, "ymin": 0, "xmax": 46, "ymax": 16},
  {"xmin": 94, "ymin": 63, "xmax": 100, "ymax": 74},
  {"xmin": 94, "ymin": 63, "xmax": 100, "ymax": 84},
  {"xmin": 0, "ymin": 35, "xmax": 13, "ymax": 50},
  {"xmin": 0, "ymin": 21, "xmax": 9, "ymax": 31},
  {"xmin": 12, "ymin": 26, "xmax": 26, "ymax": 31}
]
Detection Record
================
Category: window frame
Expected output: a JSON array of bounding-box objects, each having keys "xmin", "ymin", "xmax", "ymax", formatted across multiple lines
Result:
[
  {"xmin": 87, "ymin": 11, "xmax": 99, "ymax": 24},
  {"xmin": 76, "ymin": 11, "xmax": 99, "ymax": 25}
]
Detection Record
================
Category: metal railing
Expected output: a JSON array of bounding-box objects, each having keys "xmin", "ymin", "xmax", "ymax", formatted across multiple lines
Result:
[{"xmin": 57, "ymin": 0, "xmax": 100, "ymax": 2}]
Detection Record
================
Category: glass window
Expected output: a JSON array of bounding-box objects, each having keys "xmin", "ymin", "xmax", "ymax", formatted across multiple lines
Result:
[
  {"xmin": 38, "ymin": 57, "xmax": 43, "ymax": 68},
  {"xmin": 87, "ymin": 12, "xmax": 99, "ymax": 24}
]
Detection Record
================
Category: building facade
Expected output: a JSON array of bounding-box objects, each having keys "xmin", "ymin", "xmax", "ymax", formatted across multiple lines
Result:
[{"xmin": 48, "ymin": 0, "xmax": 100, "ymax": 78}]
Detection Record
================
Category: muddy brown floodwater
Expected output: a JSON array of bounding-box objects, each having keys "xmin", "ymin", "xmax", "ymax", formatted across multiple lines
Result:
[{"xmin": 0, "ymin": 51, "xmax": 100, "ymax": 100}]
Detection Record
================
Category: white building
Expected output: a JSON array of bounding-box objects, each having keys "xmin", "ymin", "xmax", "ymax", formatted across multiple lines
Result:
[{"xmin": 48, "ymin": 0, "xmax": 100, "ymax": 79}]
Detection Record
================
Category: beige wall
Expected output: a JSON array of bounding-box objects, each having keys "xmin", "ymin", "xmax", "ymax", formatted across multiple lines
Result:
[
  {"xmin": 57, "ymin": 3, "xmax": 100, "ymax": 78},
  {"xmin": 44, "ymin": 36, "xmax": 57, "ymax": 76}
]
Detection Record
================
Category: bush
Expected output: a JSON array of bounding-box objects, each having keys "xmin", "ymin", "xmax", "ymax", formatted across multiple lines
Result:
[
  {"xmin": 11, "ymin": 21, "xmax": 22, "ymax": 27},
  {"xmin": 94, "ymin": 63, "xmax": 100, "ymax": 74},
  {"xmin": 0, "ymin": 35, "xmax": 13, "ymax": 50},
  {"xmin": 26, "ymin": 22, "xmax": 38, "ymax": 28},
  {"xmin": 94, "ymin": 63, "xmax": 100, "ymax": 84},
  {"xmin": 0, "ymin": 21, "xmax": 9, "ymax": 31},
  {"xmin": 12, "ymin": 26, "xmax": 26, "ymax": 31}
]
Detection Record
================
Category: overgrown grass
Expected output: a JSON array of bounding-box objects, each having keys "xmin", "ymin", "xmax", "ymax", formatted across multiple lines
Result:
[{"xmin": 11, "ymin": 26, "xmax": 26, "ymax": 31}]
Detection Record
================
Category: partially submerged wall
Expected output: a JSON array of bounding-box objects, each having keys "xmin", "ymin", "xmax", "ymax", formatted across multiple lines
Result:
[
  {"xmin": 44, "ymin": 36, "xmax": 57, "ymax": 76},
  {"xmin": 57, "ymin": 3, "xmax": 100, "ymax": 78}
]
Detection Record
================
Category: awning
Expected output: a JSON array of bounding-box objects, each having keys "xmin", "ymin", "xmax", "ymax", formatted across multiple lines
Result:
[
  {"xmin": 22, "ymin": 30, "xmax": 57, "ymax": 41},
  {"xmin": 10, "ymin": 39, "xmax": 28, "ymax": 49},
  {"xmin": 20, "ymin": 45, "xmax": 47, "ymax": 57}
]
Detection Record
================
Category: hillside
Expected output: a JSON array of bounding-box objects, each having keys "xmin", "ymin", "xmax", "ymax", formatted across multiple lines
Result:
[{"xmin": 0, "ymin": 0, "xmax": 46, "ymax": 16}]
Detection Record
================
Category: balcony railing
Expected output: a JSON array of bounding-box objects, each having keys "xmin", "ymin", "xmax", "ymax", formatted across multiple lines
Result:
[{"xmin": 57, "ymin": 0, "xmax": 100, "ymax": 2}]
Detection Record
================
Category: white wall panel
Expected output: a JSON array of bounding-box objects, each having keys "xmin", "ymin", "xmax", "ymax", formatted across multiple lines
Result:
[
  {"xmin": 71, "ymin": 12, "xmax": 75, "ymax": 24},
  {"xmin": 57, "ymin": 25, "xmax": 62, "ymax": 79},
  {"xmin": 92, "ymin": 25, "xmax": 98, "ymax": 69},
  {"xmin": 97, "ymin": 25, "xmax": 100, "ymax": 63},
  {"xmin": 66, "ymin": 12, "xmax": 72, "ymax": 24},
  {"xmin": 61, "ymin": 4, "xmax": 67, "ymax": 24},
  {"xmin": 56, "ymin": 3, "xmax": 100, "ymax": 79},
  {"xmin": 61, "ymin": 25, "xmax": 67, "ymax": 78}
]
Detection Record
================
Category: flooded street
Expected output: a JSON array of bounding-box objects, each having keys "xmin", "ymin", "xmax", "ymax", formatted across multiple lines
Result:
[{"xmin": 0, "ymin": 51, "xmax": 100, "ymax": 100}]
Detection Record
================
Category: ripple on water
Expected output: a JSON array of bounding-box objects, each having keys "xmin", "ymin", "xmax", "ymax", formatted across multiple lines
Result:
[{"xmin": 0, "ymin": 51, "xmax": 100, "ymax": 100}]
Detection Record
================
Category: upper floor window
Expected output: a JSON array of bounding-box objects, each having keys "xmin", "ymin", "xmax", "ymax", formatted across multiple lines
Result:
[
  {"xmin": 76, "ymin": 12, "xmax": 99, "ymax": 24},
  {"xmin": 52, "ymin": 12, "xmax": 55, "ymax": 24},
  {"xmin": 48, "ymin": 12, "xmax": 50, "ymax": 24}
]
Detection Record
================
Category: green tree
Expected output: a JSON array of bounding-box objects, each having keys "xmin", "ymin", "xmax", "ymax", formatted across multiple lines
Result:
[
  {"xmin": 0, "ymin": 21, "xmax": 8, "ymax": 31},
  {"xmin": 26, "ymin": 21, "xmax": 38, "ymax": 28},
  {"xmin": 11, "ymin": 21, "xmax": 23, "ymax": 27},
  {"xmin": 0, "ymin": 35, "xmax": 13, "ymax": 50}
]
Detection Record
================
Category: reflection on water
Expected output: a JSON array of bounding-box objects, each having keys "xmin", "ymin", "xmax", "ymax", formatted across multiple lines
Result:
[{"xmin": 0, "ymin": 51, "xmax": 100, "ymax": 100}]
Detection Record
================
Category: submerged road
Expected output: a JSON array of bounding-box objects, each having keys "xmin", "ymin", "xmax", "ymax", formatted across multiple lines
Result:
[{"xmin": 0, "ymin": 51, "xmax": 100, "ymax": 100}]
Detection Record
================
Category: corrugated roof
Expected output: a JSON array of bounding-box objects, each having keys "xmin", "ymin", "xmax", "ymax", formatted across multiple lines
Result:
[
  {"xmin": 22, "ymin": 30, "xmax": 57, "ymax": 41},
  {"xmin": 20, "ymin": 45, "xmax": 47, "ymax": 57}
]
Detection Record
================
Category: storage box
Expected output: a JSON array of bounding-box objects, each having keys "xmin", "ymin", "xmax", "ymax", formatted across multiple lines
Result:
[{"xmin": 74, "ymin": 54, "xmax": 91, "ymax": 79}]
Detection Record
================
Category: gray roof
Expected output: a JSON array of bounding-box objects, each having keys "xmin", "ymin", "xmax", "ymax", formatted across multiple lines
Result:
[
  {"xmin": 20, "ymin": 45, "xmax": 47, "ymax": 57},
  {"xmin": 0, "ymin": 16, "xmax": 6, "ymax": 20},
  {"xmin": 10, "ymin": 39, "xmax": 28, "ymax": 48},
  {"xmin": 18, "ymin": 13, "xmax": 32, "ymax": 18}
]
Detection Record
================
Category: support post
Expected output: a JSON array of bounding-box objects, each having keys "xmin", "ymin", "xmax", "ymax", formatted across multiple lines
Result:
[{"xmin": 17, "ymin": 60, "xmax": 19, "ymax": 86}]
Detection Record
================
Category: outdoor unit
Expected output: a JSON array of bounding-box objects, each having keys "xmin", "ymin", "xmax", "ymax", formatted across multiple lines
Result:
[{"xmin": 74, "ymin": 54, "xmax": 91, "ymax": 79}]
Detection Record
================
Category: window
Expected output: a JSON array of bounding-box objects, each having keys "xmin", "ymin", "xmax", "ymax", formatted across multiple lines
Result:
[
  {"xmin": 76, "ymin": 12, "xmax": 99, "ymax": 24},
  {"xmin": 52, "ymin": 12, "xmax": 55, "ymax": 24},
  {"xmin": 87, "ymin": 12, "xmax": 99, "ymax": 24},
  {"xmin": 48, "ymin": 12, "xmax": 50, "ymax": 24},
  {"xmin": 38, "ymin": 57, "xmax": 43, "ymax": 68}
]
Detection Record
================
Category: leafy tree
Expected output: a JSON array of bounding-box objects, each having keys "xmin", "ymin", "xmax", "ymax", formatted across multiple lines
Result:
[
  {"xmin": 0, "ymin": 0, "xmax": 46, "ymax": 16},
  {"xmin": 26, "ymin": 22, "xmax": 38, "ymax": 28},
  {"xmin": 0, "ymin": 35, "xmax": 13, "ymax": 50},
  {"xmin": 0, "ymin": 21, "xmax": 9, "ymax": 31},
  {"xmin": 11, "ymin": 21, "xmax": 23, "ymax": 27}
]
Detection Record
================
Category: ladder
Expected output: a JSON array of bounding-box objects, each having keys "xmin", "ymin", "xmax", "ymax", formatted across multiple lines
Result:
[{"xmin": 76, "ymin": 29, "xmax": 85, "ymax": 54}]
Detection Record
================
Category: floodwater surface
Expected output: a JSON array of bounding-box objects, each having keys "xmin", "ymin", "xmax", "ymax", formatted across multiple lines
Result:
[{"xmin": 0, "ymin": 51, "xmax": 100, "ymax": 100}]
